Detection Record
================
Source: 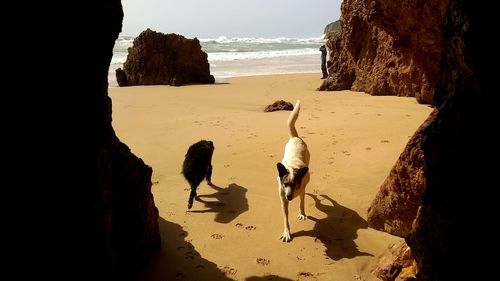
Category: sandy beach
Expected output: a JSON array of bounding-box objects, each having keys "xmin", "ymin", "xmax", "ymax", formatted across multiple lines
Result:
[{"xmin": 108, "ymin": 73, "xmax": 433, "ymax": 281}]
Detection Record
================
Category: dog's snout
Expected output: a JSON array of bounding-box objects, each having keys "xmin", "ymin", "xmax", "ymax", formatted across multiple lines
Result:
[{"xmin": 284, "ymin": 187, "xmax": 293, "ymax": 200}]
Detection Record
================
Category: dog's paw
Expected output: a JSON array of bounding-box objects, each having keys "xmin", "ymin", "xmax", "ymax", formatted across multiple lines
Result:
[
  {"xmin": 187, "ymin": 202, "xmax": 193, "ymax": 209},
  {"xmin": 297, "ymin": 213, "xmax": 306, "ymax": 220},
  {"xmin": 280, "ymin": 230, "xmax": 292, "ymax": 242}
]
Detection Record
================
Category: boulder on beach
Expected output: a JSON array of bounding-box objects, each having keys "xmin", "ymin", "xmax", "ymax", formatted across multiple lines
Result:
[
  {"xmin": 116, "ymin": 28, "xmax": 215, "ymax": 87},
  {"xmin": 264, "ymin": 100, "xmax": 294, "ymax": 112}
]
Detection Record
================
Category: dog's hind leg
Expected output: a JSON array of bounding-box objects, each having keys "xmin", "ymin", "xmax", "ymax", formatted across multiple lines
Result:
[
  {"xmin": 187, "ymin": 189, "xmax": 196, "ymax": 209},
  {"xmin": 187, "ymin": 182, "xmax": 199, "ymax": 209},
  {"xmin": 187, "ymin": 188, "xmax": 197, "ymax": 209},
  {"xmin": 205, "ymin": 165, "xmax": 213, "ymax": 186}
]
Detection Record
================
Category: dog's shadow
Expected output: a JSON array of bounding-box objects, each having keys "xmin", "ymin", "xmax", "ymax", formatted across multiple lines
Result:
[
  {"xmin": 294, "ymin": 193, "xmax": 373, "ymax": 260},
  {"xmin": 190, "ymin": 183, "xmax": 249, "ymax": 223}
]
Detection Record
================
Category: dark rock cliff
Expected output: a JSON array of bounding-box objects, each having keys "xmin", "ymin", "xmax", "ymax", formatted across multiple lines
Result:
[
  {"xmin": 116, "ymin": 28, "xmax": 215, "ymax": 86},
  {"xmin": 319, "ymin": 0, "xmax": 448, "ymax": 104},
  {"xmin": 406, "ymin": 0, "xmax": 497, "ymax": 279},
  {"xmin": 332, "ymin": 0, "xmax": 497, "ymax": 279},
  {"xmin": 7, "ymin": 0, "xmax": 160, "ymax": 278}
]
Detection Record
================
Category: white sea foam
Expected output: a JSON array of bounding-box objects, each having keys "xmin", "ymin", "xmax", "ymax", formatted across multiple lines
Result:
[
  {"xmin": 207, "ymin": 48, "xmax": 319, "ymax": 61},
  {"xmin": 198, "ymin": 36, "xmax": 324, "ymax": 44},
  {"xmin": 111, "ymin": 55, "xmax": 127, "ymax": 64}
]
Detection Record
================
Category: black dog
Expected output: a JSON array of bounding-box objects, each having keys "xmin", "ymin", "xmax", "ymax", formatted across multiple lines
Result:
[{"xmin": 182, "ymin": 140, "xmax": 215, "ymax": 209}]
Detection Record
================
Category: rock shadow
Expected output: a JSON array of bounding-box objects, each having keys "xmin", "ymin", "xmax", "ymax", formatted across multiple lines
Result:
[
  {"xmin": 140, "ymin": 217, "xmax": 234, "ymax": 281},
  {"xmin": 190, "ymin": 183, "xmax": 249, "ymax": 223},
  {"xmin": 294, "ymin": 193, "xmax": 373, "ymax": 260}
]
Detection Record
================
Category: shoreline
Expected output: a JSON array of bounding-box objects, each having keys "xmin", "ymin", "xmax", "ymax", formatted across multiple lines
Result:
[
  {"xmin": 108, "ymin": 71, "xmax": 323, "ymax": 88},
  {"xmin": 108, "ymin": 53, "xmax": 322, "ymax": 87},
  {"xmin": 109, "ymin": 73, "xmax": 433, "ymax": 280}
]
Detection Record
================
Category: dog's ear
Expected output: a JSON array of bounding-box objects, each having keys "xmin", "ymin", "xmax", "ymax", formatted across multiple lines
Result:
[
  {"xmin": 296, "ymin": 167, "xmax": 309, "ymax": 180},
  {"xmin": 276, "ymin": 163, "xmax": 289, "ymax": 178}
]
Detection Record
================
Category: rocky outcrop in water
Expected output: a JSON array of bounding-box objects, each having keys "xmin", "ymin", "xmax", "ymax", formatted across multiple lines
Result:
[
  {"xmin": 367, "ymin": 110, "xmax": 435, "ymax": 237},
  {"xmin": 8, "ymin": 1, "xmax": 160, "ymax": 278},
  {"xmin": 406, "ymin": 0, "xmax": 496, "ymax": 279},
  {"xmin": 323, "ymin": 20, "xmax": 341, "ymax": 34},
  {"xmin": 318, "ymin": 0, "xmax": 448, "ymax": 104},
  {"xmin": 116, "ymin": 28, "xmax": 215, "ymax": 86}
]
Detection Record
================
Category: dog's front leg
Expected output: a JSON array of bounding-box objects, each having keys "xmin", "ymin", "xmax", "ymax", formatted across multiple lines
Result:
[
  {"xmin": 298, "ymin": 189, "xmax": 306, "ymax": 220},
  {"xmin": 280, "ymin": 191, "xmax": 291, "ymax": 242}
]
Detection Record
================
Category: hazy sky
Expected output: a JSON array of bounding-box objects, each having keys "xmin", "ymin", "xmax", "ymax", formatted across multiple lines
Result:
[{"xmin": 121, "ymin": 0, "xmax": 342, "ymax": 38}]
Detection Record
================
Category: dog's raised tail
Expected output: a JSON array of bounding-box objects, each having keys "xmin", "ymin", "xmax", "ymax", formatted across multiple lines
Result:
[{"xmin": 287, "ymin": 100, "xmax": 301, "ymax": 138}]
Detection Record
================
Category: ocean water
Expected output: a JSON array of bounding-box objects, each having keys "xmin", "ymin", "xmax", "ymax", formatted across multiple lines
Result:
[{"xmin": 108, "ymin": 35, "xmax": 326, "ymax": 86}]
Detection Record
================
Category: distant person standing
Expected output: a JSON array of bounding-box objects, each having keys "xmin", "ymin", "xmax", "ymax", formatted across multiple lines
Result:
[{"xmin": 319, "ymin": 45, "xmax": 328, "ymax": 79}]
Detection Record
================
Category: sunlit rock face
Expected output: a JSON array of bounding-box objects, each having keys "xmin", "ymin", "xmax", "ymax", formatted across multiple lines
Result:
[
  {"xmin": 367, "ymin": 111, "xmax": 435, "ymax": 238},
  {"xmin": 319, "ymin": 0, "xmax": 448, "ymax": 105}
]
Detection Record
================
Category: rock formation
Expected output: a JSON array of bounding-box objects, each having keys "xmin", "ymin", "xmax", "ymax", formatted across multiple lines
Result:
[
  {"xmin": 367, "ymin": 110, "xmax": 435, "ymax": 237},
  {"xmin": 372, "ymin": 241, "xmax": 416, "ymax": 281},
  {"xmin": 323, "ymin": 20, "xmax": 341, "ymax": 34},
  {"xmin": 318, "ymin": 0, "xmax": 449, "ymax": 104},
  {"xmin": 406, "ymin": 0, "xmax": 496, "ymax": 279},
  {"xmin": 116, "ymin": 28, "xmax": 215, "ymax": 86},
  {"xmin": 342, "ymin": 0, "xmax": 496, "ymax": 279},
  {"xmin": 7, "ymin": 1, "xmax": 160, "ymax": 278}
]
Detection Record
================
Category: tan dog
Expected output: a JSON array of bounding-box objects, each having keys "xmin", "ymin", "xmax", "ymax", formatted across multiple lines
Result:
[{"xmin": 276, "ymin": 100, "xmax": 310, "ymax": 242}]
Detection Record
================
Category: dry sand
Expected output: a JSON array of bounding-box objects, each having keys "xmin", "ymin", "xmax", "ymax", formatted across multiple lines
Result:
[{"xmin": 109, "ymin": 73, "xmax": 433, "ymax": 281}]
